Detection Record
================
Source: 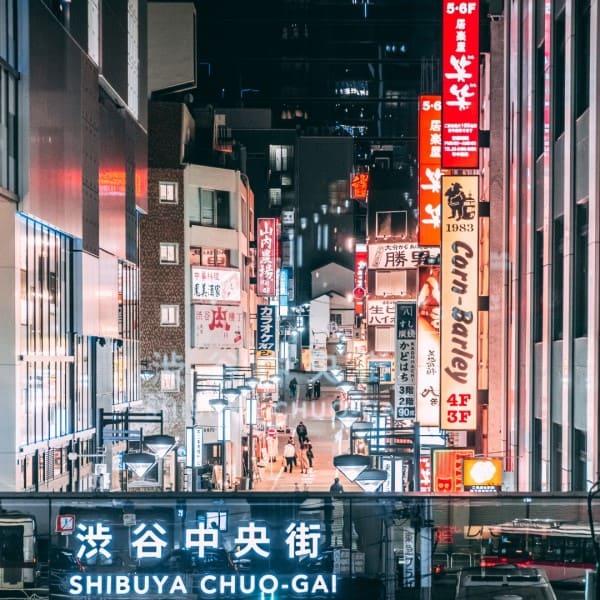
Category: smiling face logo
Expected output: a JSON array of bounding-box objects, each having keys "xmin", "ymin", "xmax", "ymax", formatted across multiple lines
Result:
[{"xmin": 469, "ymin": 460, "xmax": 497, "ymax": 484}]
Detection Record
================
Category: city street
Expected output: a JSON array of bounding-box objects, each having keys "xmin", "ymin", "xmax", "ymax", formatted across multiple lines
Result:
[{"xmin": 251, "ymin": 371, "xmax": 362, "ymax": 492}]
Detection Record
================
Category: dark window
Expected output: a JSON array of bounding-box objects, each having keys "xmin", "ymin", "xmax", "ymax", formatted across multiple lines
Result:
[
  {"xmin": 574, "ymin": 0, "xmax": 590, "ymax": 118},
  {"xmin": 533, "ymin": 230, "xmax": 543, "ymax": 343},
  {"xmin": 532, "ymin": 418, "xmax": 542, "ymax": 491},
  {"xmin": 534, "ymin": 44, "xmax": 545, "ymax": 159},
  {"xmin": 553, "ymin": 12, "xmax": 565, "ymax": 139},
  {"xmin": 573, "ymin": 202, "xmax": 588, "ymax": 338},
  {"xmin": 572, "ymin": 428, "xmax": 586, "ymax": 491},
  {"xmin": 192, "ymin": 189, "xmax": 231, "ymax": 228},
  {"xmin": 551, "ymin": 422, "xmax": 562, "ymax": 491},
  {"xmin": 552, "ymin": 217, "xmax": 563, "ymax": 340}
]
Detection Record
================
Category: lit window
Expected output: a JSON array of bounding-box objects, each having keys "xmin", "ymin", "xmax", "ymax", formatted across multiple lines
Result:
[
  {"xmin": 160, "ymin": 243, "xmax": 179, "ymax": 265},
  {"xmin": 159, "ymin": 182, "xmax": 178, "ymax": 204},
  {"xmin": 160, "ymin": 305, "xmax": 179, "ymax": 327},
  {"xmin": 160, "ymin": 370, "xmax": 179, "ymax": 391},
  {"xmin": 375, "ymin": 327, "xmax": 394, "ymax": 353},
  {"xmin": 376, "ymin": 270, "xmax": 408, "ymax": 296},
  {"xmin": 269, "ymin": 188, "xmax": 282, "ymax": 206}
]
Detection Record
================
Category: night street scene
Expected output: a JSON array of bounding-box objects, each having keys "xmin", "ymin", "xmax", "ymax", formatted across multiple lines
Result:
[{"xmin": 0, "ymin": 0, "xmax": 596, "ymax": 599}]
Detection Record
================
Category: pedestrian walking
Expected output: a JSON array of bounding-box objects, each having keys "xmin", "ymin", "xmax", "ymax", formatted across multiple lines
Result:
[
  {"xmin": 299, "ymin": 442, "xmax": 310, "ymax": 474},
  {"xmin": 305, "ymin": 439, "xmax": 314, "ymax": 469},
  {"xmin": 313, "ymin": 379, "xmax": 321, "ymax": 399},
  {"xmin": 305, "ymin": 382, "xmax": 313, "ymax": 400},
  {"xmin": 330, "ymin": 477, "xmax": 344, "ymax": 494},
  {"xmin": 283, "ymin": 440, "xmax": 296, "ymax": 473},
  {"xmin": 289, "ymin": 377, "xmax": 298, "ymax": 398},
  {"xmin": 296, "ymin": 421, "xmax": 308, "ymax": 443},
  {"xmin": 332, "ymin": 394, "xmax": 341, "ymax": 411}
]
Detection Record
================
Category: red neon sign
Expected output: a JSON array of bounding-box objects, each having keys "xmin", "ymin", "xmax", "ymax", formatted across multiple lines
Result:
[
  {"xmin": 257, "ymin": 218, "xmax": 278, "ymax": 297},
  {"xmin": 418, "ymin": 96, "xmax": 447, "ymax": 246}
]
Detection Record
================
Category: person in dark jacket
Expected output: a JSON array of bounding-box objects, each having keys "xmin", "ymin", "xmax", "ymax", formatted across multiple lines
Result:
[{"xmin": 296, "ymin": 421, "xmax": 308, "ymax": 443}]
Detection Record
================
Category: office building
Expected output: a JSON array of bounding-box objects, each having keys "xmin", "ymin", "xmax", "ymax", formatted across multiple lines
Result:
[{"xmin": 0, "ymin": 0, "xmax": 147, "ymax": 491}]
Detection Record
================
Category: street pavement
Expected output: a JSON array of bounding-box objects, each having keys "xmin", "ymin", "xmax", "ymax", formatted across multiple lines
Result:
[{"xmin": 251, "ymin": 372, "xmax": 362, "ymax": 492}]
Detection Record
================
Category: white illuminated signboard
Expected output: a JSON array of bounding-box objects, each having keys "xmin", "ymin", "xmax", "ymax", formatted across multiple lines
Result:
[
  {"xmin": 440, "ymin": 175, "xmax": 478, "ymax": 430},
  {"xmin": 67, "ymin": 519, "xmax": 338, "ymax": 597}
]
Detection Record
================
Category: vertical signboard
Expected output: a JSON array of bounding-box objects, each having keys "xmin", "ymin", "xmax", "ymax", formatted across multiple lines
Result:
[
  {"xmin": 440, "ymin": 176, "xmax": 478, "ymax": 430},
  {"xmin": 441, "ymin": 0, "xmax": 480, "ymax": 169},
  {"xmin": 256, "ymin": 305, "xmax": 276, "ymax": 357},
  {"xmin": 416, "ymin": 266, "xmax": 441, "ymax": 426},
  {"xmin": 418, "ymin": 95, "xmax": 446, "ymax": 246},
  {"xmin": 257, "ymin": 218, "xmax": 277, "ymax": 296},
  {"xmin": 395, "ymin": 302, "xmax": 417, "ymax": 421},
  {"xmin": 354, "ymin": 244, "xmax": 367, "ymax": 317},
  {"xmin": 402, "ymin": 528, "xmax": 416, "ymax": 588}
]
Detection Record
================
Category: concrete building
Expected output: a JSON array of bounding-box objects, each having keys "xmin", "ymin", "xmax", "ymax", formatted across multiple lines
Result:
[
  {"xmin": 0, "ymin": 0, "xmax": 147, "ymax": 491},
  {"xmin": 489, "ymin": 0, "xmax": 597, "ymax": 492}
]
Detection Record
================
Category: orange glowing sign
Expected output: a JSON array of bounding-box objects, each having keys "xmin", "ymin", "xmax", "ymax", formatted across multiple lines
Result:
[
  {"xmin": 99, "ymin": 169, "xmax": 126, "ymax": 196},
  {"xmin": 432, "ymin": 448, "xmax": 475, "ymax": 493},
  {"xmin": 350, "ymin": 172, "xmax": 369, "ymax": 199},
  {"xmin": 463, "ymin": 458, "xmax": 503, "ymax": 492},
  {"xmin": 418, "ymin": 96, "xmax": 447, "ymax": 246}
]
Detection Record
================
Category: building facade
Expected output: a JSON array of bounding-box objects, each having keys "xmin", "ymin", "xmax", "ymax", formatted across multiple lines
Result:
[
  {"xmin": 142, "ymin": 102, "xmax": 257, "ymax": 490},
  {"xmin": 0, "ymin": 0, "xmax": 147, "ymax": 491},
  {"xmin": 491, "ymin": 0, "xmax": 596, "ymax": 491}
]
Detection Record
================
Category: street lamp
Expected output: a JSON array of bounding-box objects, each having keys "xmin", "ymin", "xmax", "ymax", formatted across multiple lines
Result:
[
  {"xmin": 335, "ymin": 409, "xmax": 362, "ymax": 430},
  {"xmin": 354, "ymin": 467, "xmax": 387, "ymax": 492},
  {"xmin": 144, "ymin": 434, "xmax": 176, "ymax": 491},
  {"xmin": 241, "ymin": 377, "xmax": 259, "ymax": 488},
  {"xmin": 330, "ymin": 366, "xmax": 343, "ymax": 382},
  {"xmin": 123, "ymin": 452, "xmax": 157, "ymax": 489},
  {"xmin": 333, "ymin": 454, "xmax": 370, "ymax": 482},
  {"xmin": 210, "ymin": 397, "xmax": 229, "ymax": 491},
  {"xmin": 337, "ymin": 380, "xmax": 355, "ymax": 394},
  {"xmin": 351, "ymin": 420, "xmax": 373, "ymax": 454}
]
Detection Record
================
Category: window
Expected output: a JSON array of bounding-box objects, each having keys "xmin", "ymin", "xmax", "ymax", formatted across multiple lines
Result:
[
  {"xmin": 330, "ymin": 314, "xmax": 342, "ymax": 326},
  {"xmin": 374, "ymin": 327, "xmax": 394, "ymax": 352},
  {"xmin": 574, "ymin": 0, "xmax": 590, "ymax": 118},
  {"xmin": 553, "ymin": 12, "xmax": 565, "ymax": 139},
  {"xmin": 269, "ymin": 188, "xmax": 282, "ymax": 207},
  {"xmin": 552, "ymin": 218, "xmax": 563, "ymax": 340},
  {"xmin": 533, "ymin": 230, "xmax": 543, "ymax": 343},
  {"xmin": 190, "ymin": 189, "xmax": 231, "ymax": 227},
  {"xmin": 269, "ymin": 144, "xmax": 293, "ymax": 172},
  {"xmin": 159, "ymin": 182, "xmax": 178, "ymax": 204},
  {"xmin": 160, "ymin": 243, "xmax": 179, "ymax": 265},
  {"xmin": 160, "ymin": 370, "xmax": 179, "ymax": 392},
  {"xmin": 375, "ymin": 270, "xmax": 408, "ymax": 296},
  {"xmin": 160, "ymin": 305, "xmax": 179, "ymax": 326},
  {"xmin": 376, "ymin": 211, "xmax": 408, "ymax": 238},
  {"xmin": 574, "ymin": 202, "xmax": 588, "ymax": 338}
]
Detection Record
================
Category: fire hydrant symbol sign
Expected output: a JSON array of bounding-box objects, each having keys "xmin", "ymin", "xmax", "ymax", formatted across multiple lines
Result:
[{"xmin": 56, "ymin": 514, "xmax": 75, "ymax": 534}]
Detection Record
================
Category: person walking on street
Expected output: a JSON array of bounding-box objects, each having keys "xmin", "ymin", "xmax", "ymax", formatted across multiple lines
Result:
[
  {"xmin": 289, "ymin": 377, "xmax": 297, "ymax": 398},
  {"xmin": 305, "ymin": 439, "xmax": 314, "ymax": 469},
  {"xmin": 330, "ymin": 477, "xmax": 344, "ymax": 494},
  {"xmin": 313, "ymin": 379, "xmax": 321, "ymax": 399},
  {"xmin": 299, "ymin": 442, "xmax": 310, "ymax": 474},
  {"xmin": 305, "ymin": 382, "xmax": 313, "ymax": 400},
  {"xmin": 296, "ymin": 421, "xmax": 308, "ymax": 443},
  {"xmin": 283, "ymin": 440, "xmax": 296, "ymax": 473}
]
